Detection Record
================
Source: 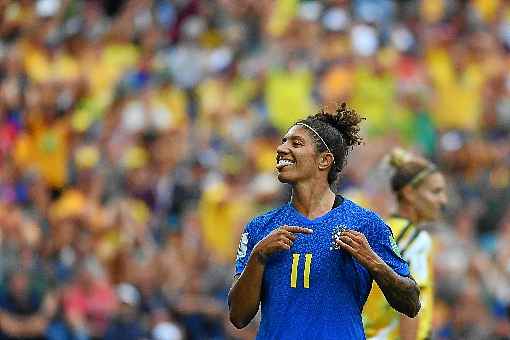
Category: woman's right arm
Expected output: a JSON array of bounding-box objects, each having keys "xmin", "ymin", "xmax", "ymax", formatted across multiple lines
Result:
[
  {"xmin": 228, "ymin": 251, "xmax": 267, "ymax": 329},
  {"xmin": 228, "ymin": 225, "xmax": 313, "ymax": 329}
]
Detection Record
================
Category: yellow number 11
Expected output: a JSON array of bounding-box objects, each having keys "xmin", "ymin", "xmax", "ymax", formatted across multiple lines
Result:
[{"xmin": 290, "ymin": 253, "xmax": 313, "ymax": 288}]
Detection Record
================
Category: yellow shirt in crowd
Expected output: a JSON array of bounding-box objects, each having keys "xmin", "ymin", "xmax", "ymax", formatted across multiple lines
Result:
[
  {"xmin": 266, "ymin": 67, "xmax": 315, "ymax": 132},
  {"xmin": 14, "ymin": 117, "xmax": 69, "ymax": 189},
  {"xmin": 425, "ymin": 47, "xmax": 485, "ymax": 130},
  {"xmin": 198, "ymin": 181, "xmax": 252, "ymax": 264}
]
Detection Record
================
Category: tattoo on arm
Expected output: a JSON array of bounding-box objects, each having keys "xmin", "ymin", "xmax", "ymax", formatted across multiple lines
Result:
[{"xmin": 372, "ymin": 263, "xmax": 421, "ymax": 318}]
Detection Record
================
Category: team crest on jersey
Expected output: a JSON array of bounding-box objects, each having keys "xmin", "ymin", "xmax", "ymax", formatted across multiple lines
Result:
[
  {"xmin": 236, "ymin": 233, "xmax": 249, "ymax": 260},
  {"xmin": 330, "ymin": 225, "xmax": 349, "ymax": 250}
]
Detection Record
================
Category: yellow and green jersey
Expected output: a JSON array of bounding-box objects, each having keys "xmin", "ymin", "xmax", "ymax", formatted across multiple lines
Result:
[{"xmin": 363, "ymin": 216, "xmax": 434, "ymax": 340}]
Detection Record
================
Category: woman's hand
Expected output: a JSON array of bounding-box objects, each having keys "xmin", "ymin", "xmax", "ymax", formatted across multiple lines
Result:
[{"xmin": 253, "ymin": 225, "xmax": 313, "ymax": 263}]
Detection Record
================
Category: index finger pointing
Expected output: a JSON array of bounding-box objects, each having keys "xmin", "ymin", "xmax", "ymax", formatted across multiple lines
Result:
[{"xmin": 282, "ymin": 226, "xmax": 314, "ymax": 234}]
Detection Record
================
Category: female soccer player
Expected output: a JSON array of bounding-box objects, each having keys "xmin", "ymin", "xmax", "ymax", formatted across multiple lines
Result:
[
  {"xmin": 363, "ymin": 149, "xmax": 447, "ymax": 340},
  {"xmin": 228, "ymin": 103, "xmax": 421, "ymax": 339}
]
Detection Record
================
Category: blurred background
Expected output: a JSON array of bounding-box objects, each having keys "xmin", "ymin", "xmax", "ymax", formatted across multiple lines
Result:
[{"xmin": 0, "ymin": 0, "xmax": 510, "ymax": 339}]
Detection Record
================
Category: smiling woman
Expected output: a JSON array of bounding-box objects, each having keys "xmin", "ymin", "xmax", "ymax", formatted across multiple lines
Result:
[
  {"xmin": 228, "ymin": 103, "xmax": 422, "ymax": 340},
  {"xmin": 277, "ymin": 103, "xmax": 364, "ymax": 186}
]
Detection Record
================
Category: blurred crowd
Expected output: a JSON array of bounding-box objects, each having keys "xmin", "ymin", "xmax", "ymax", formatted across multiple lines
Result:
[{"xmin": 1, "ymin": 0, "xmax": 510, "ymax": 339}]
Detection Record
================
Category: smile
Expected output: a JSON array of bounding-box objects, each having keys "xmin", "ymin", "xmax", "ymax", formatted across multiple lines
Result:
[{"xmin": 276, "ymin": 159, "xmax": 295, "ymax": 170}]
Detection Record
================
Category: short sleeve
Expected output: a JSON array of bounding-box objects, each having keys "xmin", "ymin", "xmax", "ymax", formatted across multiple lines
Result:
[
  {"xmin": 234, "ymin": 219, "xmax": 260, "ymax": 276},
  {"xmin": 367, "ymin": 215, "xmax": 410, "ymax": 277}
]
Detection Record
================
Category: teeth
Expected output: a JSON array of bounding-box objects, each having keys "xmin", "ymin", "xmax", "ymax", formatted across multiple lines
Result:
[{"xmin": 278, "ymin": 160, "xmax": 294, "ymax": 167}]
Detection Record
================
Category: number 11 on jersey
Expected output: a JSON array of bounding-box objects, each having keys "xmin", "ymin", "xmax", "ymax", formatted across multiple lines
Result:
[{"xmin": 290, "ymin": 253, "xmax": 313, "ymax": 288}]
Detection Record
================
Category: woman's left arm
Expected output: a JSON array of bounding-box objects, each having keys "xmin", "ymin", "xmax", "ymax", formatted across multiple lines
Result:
[{"xmin": 336, "ymin": 230, "xmax": 420, "ymax": 318}]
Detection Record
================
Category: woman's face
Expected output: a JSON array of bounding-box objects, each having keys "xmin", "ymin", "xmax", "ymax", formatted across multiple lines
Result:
[
  {"xmin": 410, "ymin": 172, "xmax": 448, "ymax": 222},
  {"xmin": 275, "ymin": 125, "xmax": 323, "ymax": 184}
]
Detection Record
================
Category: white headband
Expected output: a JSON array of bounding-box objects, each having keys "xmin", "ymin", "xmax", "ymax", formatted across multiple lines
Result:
[
  {"xmin": 295, "ymin": 122, "xmax": 335, "ymax": 163},
  {"xmin": 408, "ymin": 165, "xmax": 437, "ymax": 187}
]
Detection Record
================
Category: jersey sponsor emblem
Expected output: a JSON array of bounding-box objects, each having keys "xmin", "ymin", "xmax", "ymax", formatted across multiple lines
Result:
[{"xmin": 236, "ymin": 232, "xmax": 249, "ymax": 260}]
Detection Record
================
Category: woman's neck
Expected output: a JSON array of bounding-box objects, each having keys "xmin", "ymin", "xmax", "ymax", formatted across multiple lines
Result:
[
  {"xmin": 397, "ymin": 204, "xmax": 420, "ymax": 225},
  {"xmin": 291, "ymin": 181, "xmax": 336, "ymax": 220}
]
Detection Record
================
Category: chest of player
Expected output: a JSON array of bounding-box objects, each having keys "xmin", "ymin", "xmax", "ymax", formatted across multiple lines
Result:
[{"xmin": 262, "ymin": 223, "xmax": 367, "ymax": 293}]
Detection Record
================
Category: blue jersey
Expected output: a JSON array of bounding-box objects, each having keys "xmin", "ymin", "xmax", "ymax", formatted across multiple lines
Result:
[{"xmin": 234, "ymin": 198, "xmax": 410, "ymax": 340}]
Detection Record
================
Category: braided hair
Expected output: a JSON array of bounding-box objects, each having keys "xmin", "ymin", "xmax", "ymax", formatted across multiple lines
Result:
[{"xmin": 295, "ymin": 102, "xmax": 364, "ymax": 185}]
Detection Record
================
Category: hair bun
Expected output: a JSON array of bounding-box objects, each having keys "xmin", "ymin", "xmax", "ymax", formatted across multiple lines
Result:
[
  {"xmin": 388, "ymin": 148, "xmax": 413, "ymax": 169},
  {"xmin": 318, "ymin": 102, "xmax": 364, "ymax": 148},
  {"xmin": 388, "ymin": 148, "xmax": 432, "ymax": 169}
]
